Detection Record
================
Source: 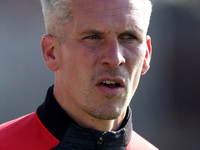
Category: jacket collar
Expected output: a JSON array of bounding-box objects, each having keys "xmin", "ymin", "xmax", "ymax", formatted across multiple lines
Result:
[{"xmin": 37, "ymin": 85, "xmax": 133, "ymax": 147}]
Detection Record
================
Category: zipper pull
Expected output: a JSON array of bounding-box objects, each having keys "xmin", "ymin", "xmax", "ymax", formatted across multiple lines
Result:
[
  {"xmin": 97, "ymin": 135, "xmax": 103, "ymax": 145},
  {"xmin": 96, "ymin": 133, "xmax": 106, "ymax": 150}
]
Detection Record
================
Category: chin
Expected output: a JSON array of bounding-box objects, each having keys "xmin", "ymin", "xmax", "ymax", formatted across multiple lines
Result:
[{"xmin": 87, "ymin": 105, "xmax": 125, "ymax": 120}]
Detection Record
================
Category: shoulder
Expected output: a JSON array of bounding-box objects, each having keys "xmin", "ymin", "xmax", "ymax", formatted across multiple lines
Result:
[
  {"xmin": 126, "ymin": 130, "xmax": 159, "ymax": 150},
  {"xmin": 0, "ymin": 112, "xmax": 59, "ymax": 150},
  {"xmin": 0, "ymin": 112, "xmax": 36, "ymax": 139}
]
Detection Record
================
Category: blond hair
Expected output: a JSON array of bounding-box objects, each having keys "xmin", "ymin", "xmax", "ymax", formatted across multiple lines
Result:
[
  {"xmin": 142, "ymin": 0, "xmax": 153, "ymax": 30},
  {"xmin": 40, "ymin": 0, "xmax": 72, "ymax": 42},
  {"xmin": 40, "ymin": 0, "xmax": 152, "ymax": 42}
]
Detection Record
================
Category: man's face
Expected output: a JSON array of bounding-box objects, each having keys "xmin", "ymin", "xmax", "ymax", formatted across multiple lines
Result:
[{"xmin": 54, "ymin": 0, "xmax": 151, "ymax": 120}]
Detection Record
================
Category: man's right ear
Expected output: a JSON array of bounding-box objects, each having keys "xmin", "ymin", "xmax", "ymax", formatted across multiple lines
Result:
[{"xmin": 41, "ymin": 35, "xmax": 58, "ymax": 72}]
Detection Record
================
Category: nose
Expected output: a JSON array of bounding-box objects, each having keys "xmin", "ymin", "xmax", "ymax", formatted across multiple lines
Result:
[{"xmin": 100, "ymin": 39, "xmax": 125, "ymax": 68}]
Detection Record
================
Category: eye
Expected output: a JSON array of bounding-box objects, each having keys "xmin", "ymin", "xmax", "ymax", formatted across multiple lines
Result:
[
  {"xmin": 121, "ymin": 34, "xmax": 137, "ymax": 40},
  {"xmin": 82, "ymin": 34, "xmax": 103, "ymax": 46},
  {"xmin": 85, "ymin": 35, "xmax": 99, "ymax": 39}
]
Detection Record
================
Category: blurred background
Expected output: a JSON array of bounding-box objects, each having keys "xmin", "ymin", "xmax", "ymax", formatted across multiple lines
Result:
[{"xmin": 0, "ymin": 0, "xmax": 200, "ymax": 149}]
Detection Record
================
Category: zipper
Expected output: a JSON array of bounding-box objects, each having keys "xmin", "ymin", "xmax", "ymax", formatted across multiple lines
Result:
[{"xmin": 96, "ymin": 135, "xmax": 104, "ymax": 150}]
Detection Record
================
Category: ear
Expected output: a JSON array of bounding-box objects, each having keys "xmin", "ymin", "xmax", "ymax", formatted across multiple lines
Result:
[
  {"xmin": 141, "ymin": 35, "xmax": 152, "ymax": 75},
  {"xmin": 41, "ymin": 34, "xmax": 59, "ymax": 72}
]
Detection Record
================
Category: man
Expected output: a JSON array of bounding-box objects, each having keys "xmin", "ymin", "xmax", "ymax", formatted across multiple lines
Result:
[{"xmin": 0, "ymin": 0, "xmax": 158, "ymax": 149}]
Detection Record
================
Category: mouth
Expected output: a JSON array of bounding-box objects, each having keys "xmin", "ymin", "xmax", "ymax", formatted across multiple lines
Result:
[
  {"xmin": 100, "ymin": 80, "xmax": 121, "ymax": 88},
  {"xmin": 96, "ymin": 78, "xmax": 125, "ymax": 96}
]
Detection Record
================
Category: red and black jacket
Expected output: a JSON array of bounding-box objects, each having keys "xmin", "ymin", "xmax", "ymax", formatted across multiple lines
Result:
[{"xmin": 0, "ymin": 86, "xmax": 158, "ymax": 150}]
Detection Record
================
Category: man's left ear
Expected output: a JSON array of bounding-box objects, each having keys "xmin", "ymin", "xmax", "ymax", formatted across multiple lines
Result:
[{"xmin": 141, "ymin": 35, "xmax": 152, "ymax": 75}]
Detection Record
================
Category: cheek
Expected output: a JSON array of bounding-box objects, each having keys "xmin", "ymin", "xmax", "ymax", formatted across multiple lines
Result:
[
  {"xmin": 126, "ymin": 46, "xmax": 145, "ymax": 74},
  {"xmin": 59, "ymin": 46, "xmax": 96, "ymax": 84},
  {"xmin": 126, "ymin": 60, "xmax": 143, "ymax": 98},
  {"xmin": 57, "ymin": 48, "xmax": 80, "ymax": 85},
  {"xmin": 125, "ymin": 47, "xmax": 145, "ymax": 91}
]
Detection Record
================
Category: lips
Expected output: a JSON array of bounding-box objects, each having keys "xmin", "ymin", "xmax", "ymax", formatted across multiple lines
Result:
[
  {"xmin": 100, "ymin": 80, "xmax": 121, "ymax": 88},
  {"xmin": 96, "ymin": 77, "xmax": 125, "ymax": 96}
]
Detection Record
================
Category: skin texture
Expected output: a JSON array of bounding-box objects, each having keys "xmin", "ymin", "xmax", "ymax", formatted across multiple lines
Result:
[{"xmin": 41, "ymin": 0, "xmax": 152, "ymax": 132}]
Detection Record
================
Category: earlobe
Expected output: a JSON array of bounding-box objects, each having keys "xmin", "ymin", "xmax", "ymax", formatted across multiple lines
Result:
[
  {"xmin": 41, "ymin": 35, "xmax": 58, "ymax": 71},
  {"xmin": 141, "ymin": 35, "xmax": 152, "ymax": 75}
]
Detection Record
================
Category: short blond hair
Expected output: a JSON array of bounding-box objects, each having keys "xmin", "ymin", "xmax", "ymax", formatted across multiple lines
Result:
[
  {"xmin": 40, "ymin": 0, "xmax": 73, "ymax": 42},
  {"xmin": 142, "ymin": 0, "xmax": 153, "ymax": 30},
  {"xmin": 40, "ymin": 0, "xmax": 152, "ymax": 42}
]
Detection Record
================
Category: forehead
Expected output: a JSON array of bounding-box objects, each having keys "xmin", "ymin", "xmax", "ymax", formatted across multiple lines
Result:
[{"xmin": 71, "ymin": 0, "xmax": 146, "ymax": 33}]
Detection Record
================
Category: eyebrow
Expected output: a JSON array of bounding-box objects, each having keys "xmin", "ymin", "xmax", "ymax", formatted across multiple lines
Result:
[
  {"xmin": 126, "ymin": 24, "xmax": 144, "ymax": 36},
  {"xmin": 78, "ymin": 24, "xmax": 144, "ymax": 39},
  {"xmin": 78, "ymin": 29, "xmax": 104, "ymax": 36}
]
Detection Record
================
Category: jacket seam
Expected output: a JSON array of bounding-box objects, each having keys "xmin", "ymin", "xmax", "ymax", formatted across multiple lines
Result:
[{"xmin": 34, "ymin": 111, "xmax": 60, "ymax": 144}]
